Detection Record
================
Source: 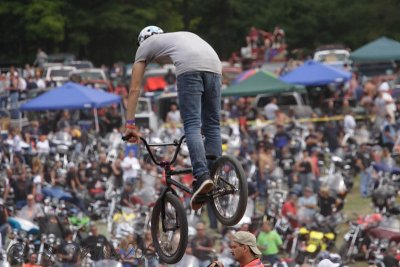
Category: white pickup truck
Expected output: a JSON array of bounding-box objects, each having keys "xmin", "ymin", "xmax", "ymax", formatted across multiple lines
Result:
[
  {"xmin": 253, "ymin": 91, "xmax": 314, "ymax": 119},
  {"xmin": 135, "ymin": 97, "xmax": 158, "ymax": 132}
]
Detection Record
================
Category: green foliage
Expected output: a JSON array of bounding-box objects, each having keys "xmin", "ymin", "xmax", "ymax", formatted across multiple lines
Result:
[{"xmin": 1, "ymin": 0, "xmax": 400, "ymax": 65}]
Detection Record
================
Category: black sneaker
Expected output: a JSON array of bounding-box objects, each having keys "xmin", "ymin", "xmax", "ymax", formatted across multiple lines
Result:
[{"xmin": 190, "ymin": 174, "xmax": 214, "ymax": 210}]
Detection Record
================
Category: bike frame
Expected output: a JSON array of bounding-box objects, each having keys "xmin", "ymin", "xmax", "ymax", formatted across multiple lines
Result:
[
  {"xmin": 140, "ymin": 135, "xmax": 193, "ymax": 194},
  {"xmin": 136, "ymin": 135, "xmax": 237, "ymax": 232},
  {"xmin": 139, "ymin": 136, "xmax": 192, "ymax": 232}
]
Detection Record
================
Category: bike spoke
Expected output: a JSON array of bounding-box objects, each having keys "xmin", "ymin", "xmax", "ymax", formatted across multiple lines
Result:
[
  {"xmin": 213, "ymin": 161, "xmax": 241, "ymax": 219},
  {"xmin": 155, "ymin": 201, "xmax": 180, "ymax": 256}
]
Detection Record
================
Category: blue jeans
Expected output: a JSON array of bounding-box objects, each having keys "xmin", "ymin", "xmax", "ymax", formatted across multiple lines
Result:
[
  {"xmin": 207, "ymin": 202, "xmax": 218, "ymax": 229},
  {"xmin": 198, "ymin": 259, "xmax": 212, "ymax": 267},
  {"xmin": 262, "ymin": 254, "xmax": 280, "ymax": 265},
  {"xmin": 177, "ymin": 72, "xmax": 222, "ymax": 178},
  {"xmin": 10, "ymin": 91, "xmax": 19, "ymax": 119},
  {"xmin": 299, "ymin": 173, "xmax": 313, "ymax": 191},
  {"xmin": 0, "ymin": 223, "xmax": 8, "ymax": 247},
  {"xmin": 146, "ymin": 256, "xmax": 159, "ymax": 267},
  {"xmin": 360, "ymin": 168, "xmax": 372, "ymax": 197}
]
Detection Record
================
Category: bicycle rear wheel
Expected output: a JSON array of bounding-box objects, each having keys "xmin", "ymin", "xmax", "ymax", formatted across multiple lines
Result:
[
  {"xmin": 150, "ymin": 192, "xmax": 188, "ymax": 264},
  {"xmin": 210, "ymin": 155, "xmax": 247, "ymax": 226}
]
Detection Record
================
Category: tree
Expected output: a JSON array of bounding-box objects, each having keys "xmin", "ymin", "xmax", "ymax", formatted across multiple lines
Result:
[{"xmin": 1, "ymin": 0, "xmax": 400, "ymax": 65}]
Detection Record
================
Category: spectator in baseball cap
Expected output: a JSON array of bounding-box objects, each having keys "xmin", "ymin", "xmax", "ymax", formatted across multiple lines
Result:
[{"xmin": 208, "ymin": 231, "xmax": 264, "ymax": 267}]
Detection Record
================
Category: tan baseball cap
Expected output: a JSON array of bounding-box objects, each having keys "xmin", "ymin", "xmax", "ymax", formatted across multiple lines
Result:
[{"xmin": 232, "ymin": 231, "xmax": 262, "ymax": 256}]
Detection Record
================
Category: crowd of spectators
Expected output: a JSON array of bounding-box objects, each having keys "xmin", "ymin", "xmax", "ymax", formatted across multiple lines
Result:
[
  {"xmin": 1, "ymin": 38, "xmax": 400, "ymax": 266},
  {"xmin": 230, "ymin": 25, "xmax": 288, "ymax": 68}
]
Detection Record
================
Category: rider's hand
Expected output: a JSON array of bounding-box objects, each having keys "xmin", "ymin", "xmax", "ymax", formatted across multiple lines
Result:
[
  {"xmin": 124, "ymin": 124, "xmax": 140, "ymax": 143},
  {"xmin": 208, "ymin": 261, "xmax": 224, "ymax": 267}
]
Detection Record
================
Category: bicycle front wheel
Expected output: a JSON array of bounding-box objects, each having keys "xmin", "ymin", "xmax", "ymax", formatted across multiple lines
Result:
[
  {"xmin": 150, "ymin": 192, "xmax": 188, "ymax": 264},
  {"xmin": 210, "ymin": 155, "xmax": 248, "ymax": 226}
]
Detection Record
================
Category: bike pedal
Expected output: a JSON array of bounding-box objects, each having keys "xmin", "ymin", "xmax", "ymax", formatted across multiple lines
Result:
[{"xmin": 193, "ymin": 194, "xmax": 209, "ymax": 203}]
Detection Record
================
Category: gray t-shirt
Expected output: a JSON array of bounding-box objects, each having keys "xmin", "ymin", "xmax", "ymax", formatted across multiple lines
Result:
[
  {"xmin": 135, "ymin": 31, "xmax": 221, "ymax": 76},
  {"xmin": 298, "ymin": 195, "xmax": 317, "ymax": 221}
]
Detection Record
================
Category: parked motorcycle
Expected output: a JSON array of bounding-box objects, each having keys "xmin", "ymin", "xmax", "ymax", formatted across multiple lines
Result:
[
  {"xmin": 265, "ymin": 189, "xmax": 287, "ymax": 226},
  {"xmin": 291, "ymin": 214, "xmax": 338, "ymax": 265},
  {"xmin": 6, "ymin": 217, "xmax": 40, "ymax": 265},
  {"xmin": 339, "ymin": 213, "xmax": 400, "ymax": 264}
]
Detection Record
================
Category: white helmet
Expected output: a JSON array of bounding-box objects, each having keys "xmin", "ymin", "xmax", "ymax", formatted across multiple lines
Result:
[{"xmin": 137, "ymin": 26, "xmax": 164, "ymax": 46}]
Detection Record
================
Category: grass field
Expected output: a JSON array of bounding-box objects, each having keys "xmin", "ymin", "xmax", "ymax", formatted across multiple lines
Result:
[{"xmin": 334, "ymin": 174, "xmax": 373, "ymax": 267}]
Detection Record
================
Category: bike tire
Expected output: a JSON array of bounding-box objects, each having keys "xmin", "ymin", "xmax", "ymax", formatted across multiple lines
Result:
[
  {"xmin": 338, "ymin": 243, "xmax": 351, "ymax": 264},
  {"xmin": 210, "ymin": 155, "xmax": 248, "ymax": 226},
  {"xmin": 7, "ymin": 243, "xmax": 24, "ymax": 265},
  {"xmin": 151, "ymin": 192, "xmax": 188, "ymax": 264}
]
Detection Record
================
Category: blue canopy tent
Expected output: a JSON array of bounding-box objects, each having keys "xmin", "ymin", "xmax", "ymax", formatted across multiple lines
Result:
[
  {"xmin": 280, "ymin": 60, "xmax": 352, "ymax": 86},
  {"xmin": 20, "ymin": 82, "xmax": 121, "ymax": 131}
]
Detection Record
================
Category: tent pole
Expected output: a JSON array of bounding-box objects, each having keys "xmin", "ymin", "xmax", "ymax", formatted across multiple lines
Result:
[
  {"xmin": 19, "ymin": 110, "xmax": 22, "ymax": 130},
  {"xmin": 120, "ymin": 102, "xmax": 125, "ymax": 125},
  {"xmin": 93, "ymin": 108, "xmax": 99, "ymax": 132}
]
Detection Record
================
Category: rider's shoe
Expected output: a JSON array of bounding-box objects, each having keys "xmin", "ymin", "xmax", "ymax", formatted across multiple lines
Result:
[{"xmin": 190, "ymin": 174, "xmax": 214, "ymax": 211}]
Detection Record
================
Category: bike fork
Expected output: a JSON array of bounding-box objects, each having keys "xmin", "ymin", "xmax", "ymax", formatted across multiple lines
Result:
[
  {"xmin": 347, "ymin": 226, "xmax": 360, "ymax": 259},
  {"xmin": 160, "ymin": 191, "xmax": 180, "ymax": 232},
  {"xmin": 37, "ymin": 239, "xmax": 45, "ymax": 265}
]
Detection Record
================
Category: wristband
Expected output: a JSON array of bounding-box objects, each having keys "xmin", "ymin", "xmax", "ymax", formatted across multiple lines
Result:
[
  {"xmin": 126, "ymin": 119, "xmax": 135, "ymax": 125},
  {"xmin": 125, "ymin": 124, "xmax": 136, "ymax": 130}
]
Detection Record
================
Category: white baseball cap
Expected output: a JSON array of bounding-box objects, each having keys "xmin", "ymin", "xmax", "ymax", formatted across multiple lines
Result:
[
  {"xmin": 379, "ymin": 81, "xmax": 390, "ymax": 92},
  {"xmin": 317, "ymin": 259, "xmax": 340, "ymax": 267}
]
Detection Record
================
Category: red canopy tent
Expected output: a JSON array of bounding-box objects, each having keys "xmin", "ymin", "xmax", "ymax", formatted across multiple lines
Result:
[{"xmin": 144, "ymin": 77, "xmax": 166, "ymax": 92}]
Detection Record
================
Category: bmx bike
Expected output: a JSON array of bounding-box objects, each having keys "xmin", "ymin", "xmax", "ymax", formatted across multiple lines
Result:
[{"xmin": 122, "ymin": 135, "xmax": 248, "ymax": 264}]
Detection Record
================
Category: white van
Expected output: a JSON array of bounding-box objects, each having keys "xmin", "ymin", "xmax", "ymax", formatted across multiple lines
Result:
[
  {"xmin": 43, "ymin": 65, "xmax": 76, "ymax": 86},
  {"xmin": 313, "ymin": 48, "xmax": 350, "ymax": 69}
]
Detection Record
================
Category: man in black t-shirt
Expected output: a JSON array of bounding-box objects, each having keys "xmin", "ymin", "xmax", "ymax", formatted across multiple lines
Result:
[
  {"xmin": 98, "ymin": 153, "xmax": 112, "ymax": 178},
  {"xmin": 82, "ymin": 225, "xmax": 113, "ymax": 261},
  {"xmin": 58, "ymin": 230, "xmax": 80, "ymax": 266},
  {"xmin": 65, "ymin": 163, "xmax": 86, "ymax": 210},
  {"xmin": 279, "ymin": 147, "xmax": 295, "ymax": 188},
  {"xmin": 305, "ymin": 128, "xmax": 320, "ymax": 154},
  {"xmin": 65, "ymin": 163, "xmax": 81, "ymax": 191},
  {"xmin": 11, "ymin": 173, "xmax": 32, "ymax": 209},
  {"xmin": 86, "ymin": 161, "xmax": 99, "ymax": 190},
  {"xmin": 323, "ymin": 121, "xmax": 340, "ymax": 153},
  {"xmin": 120, "ymin": 183, "xmax": 135, "ymax": 208},
  {"xmin": 383, "ymin": 245, "xmax": 400, "ymax": 267},
  {"xmin": 191, "ymin": 222, "xmax": 214, "ymax": 266},
  {"xmin": 317, "ymin": 187, "xmax": 340, "ymax": 217}
]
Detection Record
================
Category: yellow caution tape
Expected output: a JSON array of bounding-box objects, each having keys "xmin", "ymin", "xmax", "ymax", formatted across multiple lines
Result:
[{"xmin": 161, "ymin": 115, "xmax": 370, "ymax": 128}]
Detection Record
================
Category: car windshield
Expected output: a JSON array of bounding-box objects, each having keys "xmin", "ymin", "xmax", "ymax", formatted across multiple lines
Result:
[
  {"xmin": 358, "ymin": 63, "xmax": 395, "ymax": 77},
  {"xmin": 50, "ymin": 69, "xmax": 72, "ymax": 78},
  {"xmin": 136, "ymin": 100, "xmax": 149, "ymax": 114},
  {"xmin": 317, "ymin": 53, "xmax": 348, "ymax": 63},
  {"xmin": 77, "ymin": 72, "xmax": 104, "ymax": 80},
  {"xmin": 70, "ymin": 63, "xmax": 92, "ymax": 69},
  {"xmin": 279, "ymin": 95, "xmax": 297, "ymax": 106}
]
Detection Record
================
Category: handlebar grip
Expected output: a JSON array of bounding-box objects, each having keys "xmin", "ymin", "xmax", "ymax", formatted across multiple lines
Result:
[{"xmin": 121, "ymin": 134, "xmax": 132, "ymax": 141}]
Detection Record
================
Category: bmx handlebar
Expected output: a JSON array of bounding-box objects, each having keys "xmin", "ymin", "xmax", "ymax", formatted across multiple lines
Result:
[{"xmin": 122, "ymin": 134, "xmax": 186, "ymax": 167}]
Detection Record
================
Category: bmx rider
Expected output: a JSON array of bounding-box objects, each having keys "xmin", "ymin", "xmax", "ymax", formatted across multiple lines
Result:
[{"xmin": 123, "ymin": 26, "xmax": 222, "ymax": 211}]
